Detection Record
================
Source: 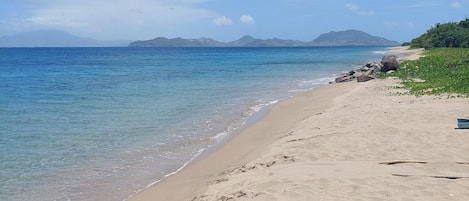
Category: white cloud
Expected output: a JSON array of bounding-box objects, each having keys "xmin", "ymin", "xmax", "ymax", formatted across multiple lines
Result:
[
  {"xmin": 2, "ymin": 0, "xmax": 216, "ymax": 40},
  {"xmin": 450, "ymin": 1, "xmax": 462, "ymax": 8},
  {"xmin": 345, "ymin": 3, "xmax": 375, "ymax": 16},
  {"xmin": 357, "ymin": 11, "xmax": 375, "ymax": 16},
  {"xmin": 406, "ymin": 21, "xmax": 415, "ymax": 28},
  {"xmin": 383, "ymin": 21, "xmax": 415, "ymax": 29},
  {"xmin": 213, "ymin": 16, "xmax": 233, "ymax": 26},
  {"xmin": 239, "ymin": 15, "xmax": 255, "ymax": 25},
  {"xmin": 399, "ymin": 2, "xmax": 441, "ymax": 8},
  {"xmin": 345, "ymin": 3, "xmax": 360, "ymax": 11}
]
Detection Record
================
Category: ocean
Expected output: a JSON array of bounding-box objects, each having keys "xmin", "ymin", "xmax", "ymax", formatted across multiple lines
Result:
[{"xmin": 0, "ymin": 46, "xmax": 388, "ymax": 201}]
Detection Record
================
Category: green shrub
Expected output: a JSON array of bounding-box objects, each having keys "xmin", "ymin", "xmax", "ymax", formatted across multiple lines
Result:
[
  {"xmin": 401, "ymin": 42, "xmax": 411, "ymax": 46},
  {"xmin": 382, "ymin": 48, "xmax": 469, "ymax": 95}
]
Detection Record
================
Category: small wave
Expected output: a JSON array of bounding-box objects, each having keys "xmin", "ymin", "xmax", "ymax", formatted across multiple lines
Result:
[
  {"xmin": 243, "ymin": 99, "xmax": 278, "ymax": 118},
  {"xmin": 211, "ymin": 99, "xmax": 279, "ymax": 141},
  {"xmin": 373, "ymin": 51, "xmax": 387, "ymax": 54},
  {"xmin": 125, "ymin": 146, "xmax": 209, "ymax": 201},
  {"xmin": 126, "ymin": 98, "xmax": 282, "ymax": 201},
  {"xmin": 210, "ymin": 125, "xmax": 236, "ymax": 141},
  {"xmin": 290, "ymin": 77, "xmax": 335, "ymax": 93},
  {"xmin": 301, "ymin": 77, "xmax": 335, "ymax": 85},
  {"xmin": 211, "ymin": 131, "xmax": 229, "ymax": 141}
]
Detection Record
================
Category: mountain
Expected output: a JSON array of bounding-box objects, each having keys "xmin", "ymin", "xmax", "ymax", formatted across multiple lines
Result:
[
  {"xmin": 309, "ymin": 30, "xmax": 399, "ymax": 46},
  {"xmin": 0, "ymin": 30, "xmax": 130, "ymax": 47},
  {"xmin": 128, "ymin": 37, "xmax": 225, "ymax": 47},
  {"xmin": 128, "ymin": 30, "xmax": 400, "ymax": 47},
  {"xmin": 1, "ymin": 29, "xmax": 399, "ymax": 47},
  {"xmin": 227, "ymin": 35, "xmax": 305, "ymax": 47},
  {"xmin": 227, "ymin": 35, "xmax": 257, "ymax": 46},
  {"xmin": 129, "ymin": 35, "xmax": 309, "ymax": 47}
]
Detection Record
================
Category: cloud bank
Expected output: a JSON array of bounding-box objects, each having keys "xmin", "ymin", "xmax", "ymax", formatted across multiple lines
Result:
[{"xmin": 2, "ymin": 0, "xmax": 215, "ymax": 40}]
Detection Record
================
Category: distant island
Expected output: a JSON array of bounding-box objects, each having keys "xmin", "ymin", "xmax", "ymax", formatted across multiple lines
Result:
[
  {"xmin": 0, "ymin": 29, "xmax": 399, "ymax": 47},
  {"xmin": 0, "ymin": 30, "xmax": 130, "ymax": 47},
  {"xmin": 128, "ymin": 30, "xmax": 400, "ymax": 47}
]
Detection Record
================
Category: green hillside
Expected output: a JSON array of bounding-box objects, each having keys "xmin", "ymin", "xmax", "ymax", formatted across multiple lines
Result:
[{"xmin": 411, "ymin": 18, "xmax": 469, "ymax": 48}]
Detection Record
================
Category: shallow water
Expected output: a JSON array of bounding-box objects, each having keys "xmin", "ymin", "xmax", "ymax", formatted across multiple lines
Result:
[{"xmin": 0, "ymin": 46, "xmax": 388, "ymax": 201}]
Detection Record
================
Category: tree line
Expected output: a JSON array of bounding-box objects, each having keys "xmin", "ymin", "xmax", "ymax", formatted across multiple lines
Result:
[{"xmin": 410, "ymin": 18, "xmax": 469, "ymax": 48}]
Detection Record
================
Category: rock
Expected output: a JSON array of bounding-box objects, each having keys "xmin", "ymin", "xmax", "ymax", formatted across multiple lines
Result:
[
  {"xmin": 364, "ymin": 69, "xmax": 374, "ymax": 76},
  {"xmin": 335, "ymin": 74, "xmax": 356, "ymax": 83},
  {"xmin": 365, "ymin": 62, "xmax": 374, "ymax": 68},
  {"xmin": 372, "ymin": 63, "xmax": 382, "ymax": 71},
  {"xmin": 335, "ymin": 57, "xmax": 397, "ymax": 83},
  {"xmin": 356, "ymin": 74, "xmax": 374, "ymax": 82},
  {"xmin": 374, "ymin": 63, "xmax": 383, "ymax": 70},
  {"xmin": 335, "ymin": 70, "xmax": 359, "ymax": 83},
  {"xmin": 380, "ymin": 55, "xmax": 399, "ymax": 72},
  {"xmin": 371, "ymin": 63, "xmax": 382, "ymax": 77}
]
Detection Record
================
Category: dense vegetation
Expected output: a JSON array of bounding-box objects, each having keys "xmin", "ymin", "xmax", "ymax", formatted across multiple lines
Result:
[
  {"xmin": 410, "ymin": 18, "xmax": 469, "ymax": 48},
  {"xmin": 384, "ymin": 48, "xmax": 469, "ymax": 96}
]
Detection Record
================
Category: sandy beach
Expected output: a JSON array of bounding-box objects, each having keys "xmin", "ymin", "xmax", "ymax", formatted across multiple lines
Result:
[
  {"xmin": 387, "ymin": 46, "xmax": 425, "ymax": 61},
  {"xmin": 128, "ymin": 47, "xmax": 469, "ymax": 201}
]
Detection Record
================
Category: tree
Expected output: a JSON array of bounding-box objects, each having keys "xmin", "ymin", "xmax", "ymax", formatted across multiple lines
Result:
[{"xmin": 411, "ymin": 18, "xmax": 469, "ymax": 48}]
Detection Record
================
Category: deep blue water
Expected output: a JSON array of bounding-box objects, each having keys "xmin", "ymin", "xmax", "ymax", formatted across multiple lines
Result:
[{"xmin": 0, "ymin": 47, "xmax": 388, "ymax": 201}]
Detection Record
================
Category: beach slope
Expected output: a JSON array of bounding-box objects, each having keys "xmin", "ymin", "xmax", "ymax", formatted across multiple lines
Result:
[
  {"xmin": 191, "ymin": 78, "xmax": 469, "ymax": 201},
  {"xmin": 129, "ymin": 48, "xmax": 469, "ymax": 201}
]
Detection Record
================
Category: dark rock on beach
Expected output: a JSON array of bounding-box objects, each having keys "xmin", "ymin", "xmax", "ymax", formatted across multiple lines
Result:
[
  {"xmin": 335, "ymin": 54, "xmax": 400, "ymax": 83},
  {"xmin": 380, "ymin": 55, "xmax": 400, "ymax": 72},
  {"xmin": 334, "ymin": 72, "xmax": 357, "ymax": 83},
  {"xmin": 356, "ymin": 74, "xmax": 374, "ymax": 82}
]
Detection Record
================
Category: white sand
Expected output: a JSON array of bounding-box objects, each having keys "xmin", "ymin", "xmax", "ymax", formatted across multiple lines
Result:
[
  {"xmin": 387, "ymin": 46, "xmax": 425, "ymax": 61},
  {"xmin": 129, "ymin": 47, "xmax": 469, "ymax": 201},
  {"xmin": 191, "ymin": 78, "xmax": 469, "ymax": 201}
]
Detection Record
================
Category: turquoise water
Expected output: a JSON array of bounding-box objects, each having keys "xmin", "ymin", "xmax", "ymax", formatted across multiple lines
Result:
[{"xmin": 0, "ymin": 47, "xmax": 388, "ymax": 201}]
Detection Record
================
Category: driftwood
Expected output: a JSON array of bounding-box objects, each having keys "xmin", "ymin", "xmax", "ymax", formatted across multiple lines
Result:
[
  {"xmin": 380, "ymin": 161, "xmax": 469, "ymax": 180},
  {"xmin": 379, "ymin": 161, "xmax": 428, "ymax": 165},
  {"xmin": 380, "ymin": 160, "xmax": 469, "ymax": 165},
  {"xmin": 391, "ymin": 173, "xmax": 469, "ymax": 180}
]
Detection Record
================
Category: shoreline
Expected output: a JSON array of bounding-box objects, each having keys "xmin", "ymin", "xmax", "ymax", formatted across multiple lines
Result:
[
  {"xmin": 128, "ymin": 79, "xmax": 357, "ymax": 201},
  {"xmin": 129, "ymin": 46, "xmax": 469, "ymax": 200},
  {"xmin": 386, "ymin": 45, "xmax": 424, "ymax": 61},
  {"xmin": 126, "ymin": 46, "xmax": 416, "ymax": 201}
]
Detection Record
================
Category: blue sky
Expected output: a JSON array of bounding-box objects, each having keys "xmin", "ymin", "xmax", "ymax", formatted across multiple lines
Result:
[{"xmin": 1, "ymin": 0, "xmax": 468, "ymax": 42}]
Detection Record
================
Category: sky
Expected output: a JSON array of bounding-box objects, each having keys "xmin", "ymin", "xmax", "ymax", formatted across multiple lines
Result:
[{"xmin": 1, "ymin": 0, "xmax": 468, "ymax": 43}]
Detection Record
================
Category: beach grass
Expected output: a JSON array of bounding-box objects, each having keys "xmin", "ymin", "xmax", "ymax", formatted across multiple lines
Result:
[{"xmin": 383, "ymin": 48, "xmax": 469, "ymax": 96}]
